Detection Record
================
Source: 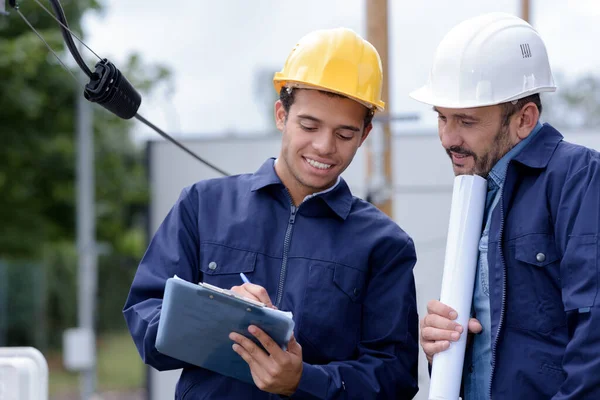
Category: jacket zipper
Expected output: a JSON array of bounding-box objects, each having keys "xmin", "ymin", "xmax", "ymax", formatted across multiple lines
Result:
[
  {"xmin": 275, "ymin": 194, "xmax": 297, "ymax": 309},
  {"xmin": 489, "ymin": 196, "xmax": 507, "ymax": 400}
]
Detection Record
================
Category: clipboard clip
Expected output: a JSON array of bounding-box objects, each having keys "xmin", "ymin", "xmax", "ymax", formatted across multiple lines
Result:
[{"xmin": 199, "ymin": 282, "xmax": 267, "ymax": 308}]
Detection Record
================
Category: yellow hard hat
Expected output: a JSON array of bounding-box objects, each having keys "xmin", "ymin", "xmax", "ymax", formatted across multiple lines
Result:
[{"xmin": 273, "ymin": 28, "xmax": 385, "ymax": 112}]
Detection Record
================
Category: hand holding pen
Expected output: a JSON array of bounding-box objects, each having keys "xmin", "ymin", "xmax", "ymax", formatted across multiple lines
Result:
[{"xmin": 229, "ymin": 273, "xmax": 277, "ymax": 309}]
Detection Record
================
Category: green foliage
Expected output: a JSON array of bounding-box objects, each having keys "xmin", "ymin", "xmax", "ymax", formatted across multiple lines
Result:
[
  {"xmin": 0, "ymin": 259, "xmax": 46, "ymax": 348},
  {"xmin": 0, "ymin": 0, "xmax": 172, "ymax": 348},
  {"xmin": 543, "ymin": 71, "xmax": 600, "ymax": 129}
]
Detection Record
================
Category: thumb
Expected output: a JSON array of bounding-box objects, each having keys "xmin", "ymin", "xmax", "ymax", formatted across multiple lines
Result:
[
  {"xmin": 468, "ymin": 318, "xmax": 483, "ymax": 334},
  {"xmin": 287, "ymin": 334, "xmax": 302, "ymax": 356}
]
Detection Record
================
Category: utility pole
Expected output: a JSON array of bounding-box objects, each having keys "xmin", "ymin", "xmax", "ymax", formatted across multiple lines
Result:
[
  {"xmin": 365, "ymin": 0, "xmax": 393, "ymax": 218},
  {"xmin": 521, "ymin": 0, "xmax": 530, "ymax": 22},
  {"xmin": 75, "ymin": 52, "xmax": 97, "ymax": 399}
]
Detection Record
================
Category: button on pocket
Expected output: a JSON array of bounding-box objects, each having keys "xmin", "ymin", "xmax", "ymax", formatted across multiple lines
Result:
[
  {"xmin": 515, "ymin": 235, "xmax": 559, "ymax": 267},
  {"xmin": 199, "ymin": 243, "xmax": 257, "ymax": 288}
]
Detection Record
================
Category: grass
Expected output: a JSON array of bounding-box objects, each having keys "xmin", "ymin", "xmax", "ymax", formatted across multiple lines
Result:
[{"xmin": 47, "ymin": 330, "xmax": 145, "ymax": 396}]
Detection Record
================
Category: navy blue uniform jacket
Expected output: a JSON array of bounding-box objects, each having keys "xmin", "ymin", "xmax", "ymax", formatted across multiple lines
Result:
[{"xmin": 123, "ymin": 158, "xmax": 419, "ymax": 399}]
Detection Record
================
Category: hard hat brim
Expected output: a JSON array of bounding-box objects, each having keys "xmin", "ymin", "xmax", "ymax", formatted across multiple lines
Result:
[
  {"xmin": 274, "ymin": 79, "xmax": 385, "ymax": 113},
  {"xmin": 409, "ymin": 85, "xmax": 557, "ymax": 109}
]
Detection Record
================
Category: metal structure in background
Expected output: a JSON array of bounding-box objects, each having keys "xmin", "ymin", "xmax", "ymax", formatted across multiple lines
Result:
[
  {"xmin": 75, "ymin": 59, "xmax": 97, "ymax": 398},
  {"xmin": 522, "ymin": 0, "xmax": 530, "ymax": 22},
  {"xmin": 366, "ymin": 0, "xmax": 393, "ymax": 218},
  {"xmin": 366, "ymin": 113, "xmax": 420, "ymax": 205}
]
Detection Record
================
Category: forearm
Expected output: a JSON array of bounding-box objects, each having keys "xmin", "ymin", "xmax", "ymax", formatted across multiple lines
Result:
[
  {"xmin": 290, "ymin": 349, "xmax": 418, "ymax": 400},
  {"xmin": 123, "ymin": 299, "xmax": 195, "ymax": 371}
]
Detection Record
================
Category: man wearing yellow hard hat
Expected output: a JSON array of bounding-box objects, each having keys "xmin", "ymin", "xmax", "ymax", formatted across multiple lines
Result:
[
  {"xmin": 124, "ymin": 28, "xmax": 419, "ymax": 398},
  {"xmin": 414, "ymin": 12, "xmax": 600, "ymax": 399}
]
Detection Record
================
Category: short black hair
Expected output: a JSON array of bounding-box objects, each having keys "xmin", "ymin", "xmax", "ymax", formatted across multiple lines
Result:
[
  {"xmin": 500, "ymin": 94, "xmax": 542, "ymax": 127},
  {"xmin": 279, "ymin": 87, "xmax": 375, "ymax": 130}
]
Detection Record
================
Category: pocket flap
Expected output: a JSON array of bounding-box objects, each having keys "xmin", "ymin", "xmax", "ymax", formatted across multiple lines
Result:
[
  {"xmin": 333, "ymin": 265, "xmax": 366, "ymax": 302},
  {"xmin": 199, "ymin": 243, "xmax": 256, "ymax": 275},
  {"xmin": 515, "ymin": 233, "xmax": 559, "ymax": 267}
]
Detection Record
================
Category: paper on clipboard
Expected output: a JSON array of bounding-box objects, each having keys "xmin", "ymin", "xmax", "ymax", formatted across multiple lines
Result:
[{"xmin": 173, "ymin": 274, "xmax": 293, "ymax": 318}]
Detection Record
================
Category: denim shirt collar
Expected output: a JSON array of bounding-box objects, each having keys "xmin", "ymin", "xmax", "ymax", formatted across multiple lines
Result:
[{"xmin": 488, "ymin": 121, "xmax": 544, "ymax": 188}]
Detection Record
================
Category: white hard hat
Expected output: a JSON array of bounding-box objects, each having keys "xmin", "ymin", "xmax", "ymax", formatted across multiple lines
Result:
[{"xmin": 410, "ymin": 12, "xmax": 557, "ymax": 108}]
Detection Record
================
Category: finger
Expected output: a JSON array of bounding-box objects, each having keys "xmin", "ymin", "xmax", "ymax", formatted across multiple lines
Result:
[
  {"xmin": 230, "ymin": 285, "xmax": 273, "ymax": 308},
  {"xmin": 241, "ymin": 284, "xmax": 274, "ymax": 308},
  {"xmin": 426, "ymin": 299, "xmax": 458, "ymax": 320},
  {"xmin": 231, "ymin": 342, "xmax": 268, "ymax": 379},
  {"xmin": 229, "ymin": 285, "xmax": 250, "ymax": 297},
  {"xmin": 423, "ymin": 313, "xmax": 463, "ymax": 333},
  {"xmin": 421, "ymin": 326, "xmax": 462, "ymax": 342},
  {"xmin": 287, "ymin": 333, "xmax": 302, "ymax": 356},
  {"xmin": 230, "ymin": 285, "xmax": 259, "ymax": 300},
  {"xmin": 468, "ymin": 318, "xmax": 483, "ymax": 334},
  {"xmin": 423, "ymin": 340, "xmax": 450, "ymax": 358},
  {"xmin": 229, "ymin": 332, "xmax": 271, "ymax": 365},
  {"xmin": 248, "ymin": 325, "xmax": 285, "ymax": 363}
]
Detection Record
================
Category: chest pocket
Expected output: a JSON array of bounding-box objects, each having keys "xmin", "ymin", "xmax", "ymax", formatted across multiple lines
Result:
[
  {"xmin": 299, "ymin": 262, "xmax": 365, "ymax": 362},
  {"xmin": 199, "ymin": 242, "xmax": 257, "ymax": 289},
  {"xmin": 505, "ymin": 233, "xmax": 566, "ymax": 333}
]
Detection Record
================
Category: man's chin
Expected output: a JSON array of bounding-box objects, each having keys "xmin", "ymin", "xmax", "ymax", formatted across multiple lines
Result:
[
  {"xmin": 452, "ymin": 164, "xmax": 473, "ymax": 176},
  {"xmin": 301, "ymin": 176, "xmax": 337, "ymax": 193}
]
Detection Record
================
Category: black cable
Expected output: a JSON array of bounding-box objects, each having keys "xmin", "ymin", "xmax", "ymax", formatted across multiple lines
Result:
[
  {"xmin": 135, "ymin": 114, "xmax": 230, "ymax": 176},
  {"xmin": 48, "ymin": 0, "xmax": 92, "ymax": 78},
  {"xmin": 8, "ymin": 0, "xmax": 231, "ymax": 177}
]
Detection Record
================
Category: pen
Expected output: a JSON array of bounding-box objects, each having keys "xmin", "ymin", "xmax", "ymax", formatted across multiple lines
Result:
[{"xmin": 240, "ymin": 272, "xmax": 251, "ymax": 284}]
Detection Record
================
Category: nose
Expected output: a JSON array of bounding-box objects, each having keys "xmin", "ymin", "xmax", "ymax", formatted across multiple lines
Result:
[
  {"xmin": 312, "ymin": 130, "xmax": 336, "ymax": 155},
  {"xmin": 439, "ymin": 121, "xmax": 462, "ymax": 150}
]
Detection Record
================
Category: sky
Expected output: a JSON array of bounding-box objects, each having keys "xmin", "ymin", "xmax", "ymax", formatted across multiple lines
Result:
[{"xmin": 76, "ymin": 0, "xmax": 600, "ymax": 141}]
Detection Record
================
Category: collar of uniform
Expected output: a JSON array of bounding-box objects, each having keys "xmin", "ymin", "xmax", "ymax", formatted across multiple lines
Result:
[
  {"xmin": 250, "ymin": 157, "xmax": 353, "ymax": 220},
  {"xmin": 308, "ymin": 178, "xmax": 353, "ymax": 220},
  {"xmin": 488, "ymin": 121, "xmax": 543, "ymax": 186},
  {"xmin": 513, "ymin": 123, "xmax": 564, "ymax": 169},
  {"xmin": 250, "ymin": 158, "xmax": 283, "ymax": 191}
]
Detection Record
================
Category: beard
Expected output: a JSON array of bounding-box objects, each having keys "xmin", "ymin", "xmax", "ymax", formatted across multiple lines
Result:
[{"xmin": 446, "ymin": 124, "xmax": 513, "ymax": 178}]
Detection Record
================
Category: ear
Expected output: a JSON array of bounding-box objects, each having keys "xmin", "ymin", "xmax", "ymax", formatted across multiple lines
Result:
[
  {"xmin": 358, "ymin": 122, "xmax": 373, "ymax": 147},
  {"xmin": 515, "ymin": 102, "xmax": 540, "ymax": 140},
  {"xmin": 274, "ymin": 100, "xmax": 287, "ymax": 131}
]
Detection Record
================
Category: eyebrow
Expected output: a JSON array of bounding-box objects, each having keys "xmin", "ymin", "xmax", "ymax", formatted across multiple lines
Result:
[
  {"xmin": 432, "ymin": 107, "xmax": 480, "ymax": 121},
  {"xmin": 297, "ymin": 114, "xmax": 361, "ymax": 132}
]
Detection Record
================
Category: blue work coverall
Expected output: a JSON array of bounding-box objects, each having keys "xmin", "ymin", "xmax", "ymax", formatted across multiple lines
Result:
[{"xmin": 123, "ymin": 158, "xmax": 419, "ymax": 399}]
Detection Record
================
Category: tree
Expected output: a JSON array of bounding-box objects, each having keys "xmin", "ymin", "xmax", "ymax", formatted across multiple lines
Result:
[
  {"xmin": 0, "ymin": 0, "xmax": 171, "ymax": 346},
  {"xmin": 542, "ymin": 71, "xmax": 600, "ymax": 130}
]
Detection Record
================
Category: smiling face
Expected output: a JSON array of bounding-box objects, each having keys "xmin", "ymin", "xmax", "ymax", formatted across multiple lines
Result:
[
  {"xmin": 274, "ymin": 89, "xmax": 372, "ymax": 205},
  {"xmin": 434, "ymin": 105, "xmax": 520, "ymax": 177}
]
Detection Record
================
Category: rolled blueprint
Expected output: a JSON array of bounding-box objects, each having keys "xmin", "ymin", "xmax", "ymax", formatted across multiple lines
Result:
[{"xmin": 428, "ymin": 174, "xmax": 487, "ymax": 400}]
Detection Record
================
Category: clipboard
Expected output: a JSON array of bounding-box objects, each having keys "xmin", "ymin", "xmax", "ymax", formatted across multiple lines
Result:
[{"xmin": 155, "ymin": 276, "xmax": 295, "ymax": 384}]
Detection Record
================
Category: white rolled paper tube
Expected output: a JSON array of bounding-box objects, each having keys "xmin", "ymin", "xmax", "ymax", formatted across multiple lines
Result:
[{"xmin": 428, "ymin": 174, "xmax": 487, "ymax": 400}]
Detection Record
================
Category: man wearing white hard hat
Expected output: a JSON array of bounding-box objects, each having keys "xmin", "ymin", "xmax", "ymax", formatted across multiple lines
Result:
[{"xmin": 412, "ymin": 12, "xmax": 600, "ymax": 399}]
